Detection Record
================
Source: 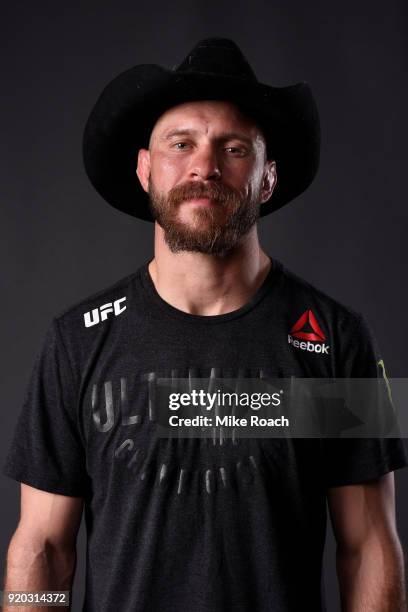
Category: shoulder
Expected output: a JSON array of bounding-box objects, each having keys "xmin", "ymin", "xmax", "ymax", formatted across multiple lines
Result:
[
  {"xmin": 275, "ymin": 260, "xmax": 373, "ymax": 360},
  {"xmin": 279, "ymin": 262, "xmax": 362, "ymax": 319},
  {"xmin": 52, "ymin": 267, "xmax": 144, "ymax": 337}
]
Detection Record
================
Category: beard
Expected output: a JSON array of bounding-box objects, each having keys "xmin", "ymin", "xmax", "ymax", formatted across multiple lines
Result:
[{"xmin": 147, "ymin": 177, "xmax": 262, "ymax": 255}]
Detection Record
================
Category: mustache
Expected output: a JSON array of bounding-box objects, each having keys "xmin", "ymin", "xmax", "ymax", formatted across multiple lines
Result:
[{"xmin": 167, "ymin": 181, "xmax": 241, "ymax": 206}]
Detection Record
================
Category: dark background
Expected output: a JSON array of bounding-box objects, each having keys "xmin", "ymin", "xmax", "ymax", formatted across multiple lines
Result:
[{"xmin": 1, "ymin": 1, "xmax": 407, "ymax": 610}]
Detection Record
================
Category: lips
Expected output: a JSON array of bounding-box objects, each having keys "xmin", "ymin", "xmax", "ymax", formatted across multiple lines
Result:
[{"xmin": 184, "ymin": 196, "xmax": 217, "ymax": 205}]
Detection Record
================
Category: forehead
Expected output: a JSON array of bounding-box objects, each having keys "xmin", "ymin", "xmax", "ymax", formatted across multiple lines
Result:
[{"xmin": 150, "ymin": 99, "xmax": 264, "ymax": 142}]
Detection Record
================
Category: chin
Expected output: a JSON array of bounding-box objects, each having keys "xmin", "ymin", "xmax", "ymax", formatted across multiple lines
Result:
[{"xmin": 178, "ymin": 206, "xmax": 226, "ymax": 227}]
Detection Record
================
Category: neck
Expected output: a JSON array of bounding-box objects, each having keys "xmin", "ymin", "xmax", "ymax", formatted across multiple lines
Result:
[{"xmin": 147, "ymin": 223, "xmax": 272, "ymax": 316}]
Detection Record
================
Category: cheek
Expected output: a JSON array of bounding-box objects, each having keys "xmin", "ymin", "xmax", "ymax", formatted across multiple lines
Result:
[
  {"xmin": 245, "ymin": 164, "xmax": 264, "ymax": 195},
  {"xmin": 223, "ymin": 161, "xmax": 258, "ymax": 194},
  {"xmin": 150, "ymin": 153, "xmax": 187, "ymax": 191}
]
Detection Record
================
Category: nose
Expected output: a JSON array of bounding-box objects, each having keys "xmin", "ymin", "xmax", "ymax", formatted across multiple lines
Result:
[{"xmin": 189, "ymin": 144, "xmax": 221, "ymax": 181}]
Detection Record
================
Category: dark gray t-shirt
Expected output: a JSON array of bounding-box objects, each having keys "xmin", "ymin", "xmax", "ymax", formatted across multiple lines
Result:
[{"xmin": 3, "ymin": 257, "xmax": 408, "ymax": 611}]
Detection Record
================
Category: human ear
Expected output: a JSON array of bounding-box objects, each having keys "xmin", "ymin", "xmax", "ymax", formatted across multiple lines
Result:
[
  {"xmin": 136, "ymin": 148, "xmax": 151, "ymax": 193},
  {"xmin": 260, "ymin": 160, "xmax": 277, "ymax": 204}
]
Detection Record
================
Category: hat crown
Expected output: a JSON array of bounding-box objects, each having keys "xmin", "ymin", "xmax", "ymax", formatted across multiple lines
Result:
[{"xmin": 175, "ymin": 37, "xmax": 258, "ymax": 82}]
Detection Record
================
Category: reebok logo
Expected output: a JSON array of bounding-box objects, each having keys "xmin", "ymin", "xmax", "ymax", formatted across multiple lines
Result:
[
  {"xmin": 288, "ymin": 309, "xmax": 330, "ymax": 355},
  {"xmin": 84, "ymin": 297, "xmax": 127, "ymax": 328}
]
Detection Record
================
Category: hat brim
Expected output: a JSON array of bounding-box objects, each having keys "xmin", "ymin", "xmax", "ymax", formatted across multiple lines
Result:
[{"xmin": 83, "ymin": 64, "xmax": 320, "ymax": 221}]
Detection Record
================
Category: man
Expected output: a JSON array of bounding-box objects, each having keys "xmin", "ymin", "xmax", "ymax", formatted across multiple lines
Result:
[{"xmin": 2, "ymin": 38, "xmax": 407, "ymax": 611}]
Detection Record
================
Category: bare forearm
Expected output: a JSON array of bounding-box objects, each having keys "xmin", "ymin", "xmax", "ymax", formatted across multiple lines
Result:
[
  {"xmin": 3, "ymin": 533, "xmax": 76, "ymax": 612},
  {"xmin": 336, "ymin": 538, "xmax": 407, "ymax": 611}
]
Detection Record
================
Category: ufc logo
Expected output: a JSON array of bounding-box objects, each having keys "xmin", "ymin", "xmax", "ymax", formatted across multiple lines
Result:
[{"xmin": 84, "ymin": 297, "xmax": 127, "ymax": 328}]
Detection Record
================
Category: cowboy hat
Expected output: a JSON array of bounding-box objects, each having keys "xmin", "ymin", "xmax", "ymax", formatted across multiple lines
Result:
[{"xmin": 82, "ymin": 37, "xmax": 320, "ymax": 221}]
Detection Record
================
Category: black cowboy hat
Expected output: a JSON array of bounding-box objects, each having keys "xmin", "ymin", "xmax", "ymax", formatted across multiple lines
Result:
[{"xmin": 82, "ymin": 37, "xmax": 320, "ymax": 221}]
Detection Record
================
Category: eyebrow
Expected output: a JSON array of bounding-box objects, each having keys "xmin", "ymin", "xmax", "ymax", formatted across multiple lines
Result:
[{"xmin": 160, "ymin": 128, "xmax": 255, "ymax": 146}]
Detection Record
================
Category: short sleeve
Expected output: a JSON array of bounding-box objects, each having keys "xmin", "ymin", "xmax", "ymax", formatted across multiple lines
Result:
[
  {"xmin": 2, "ymin": 317, "xmax": 88, "ymax": 497},
  {"xmin": 323, "ymin": 313, "xmax": 408, "ymax": 488}
]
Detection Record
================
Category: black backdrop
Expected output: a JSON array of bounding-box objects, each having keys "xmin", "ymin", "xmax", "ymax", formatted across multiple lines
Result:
[{"xmin": 1, "ymin": 2, "xmax": 407, "ymax": 610}]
